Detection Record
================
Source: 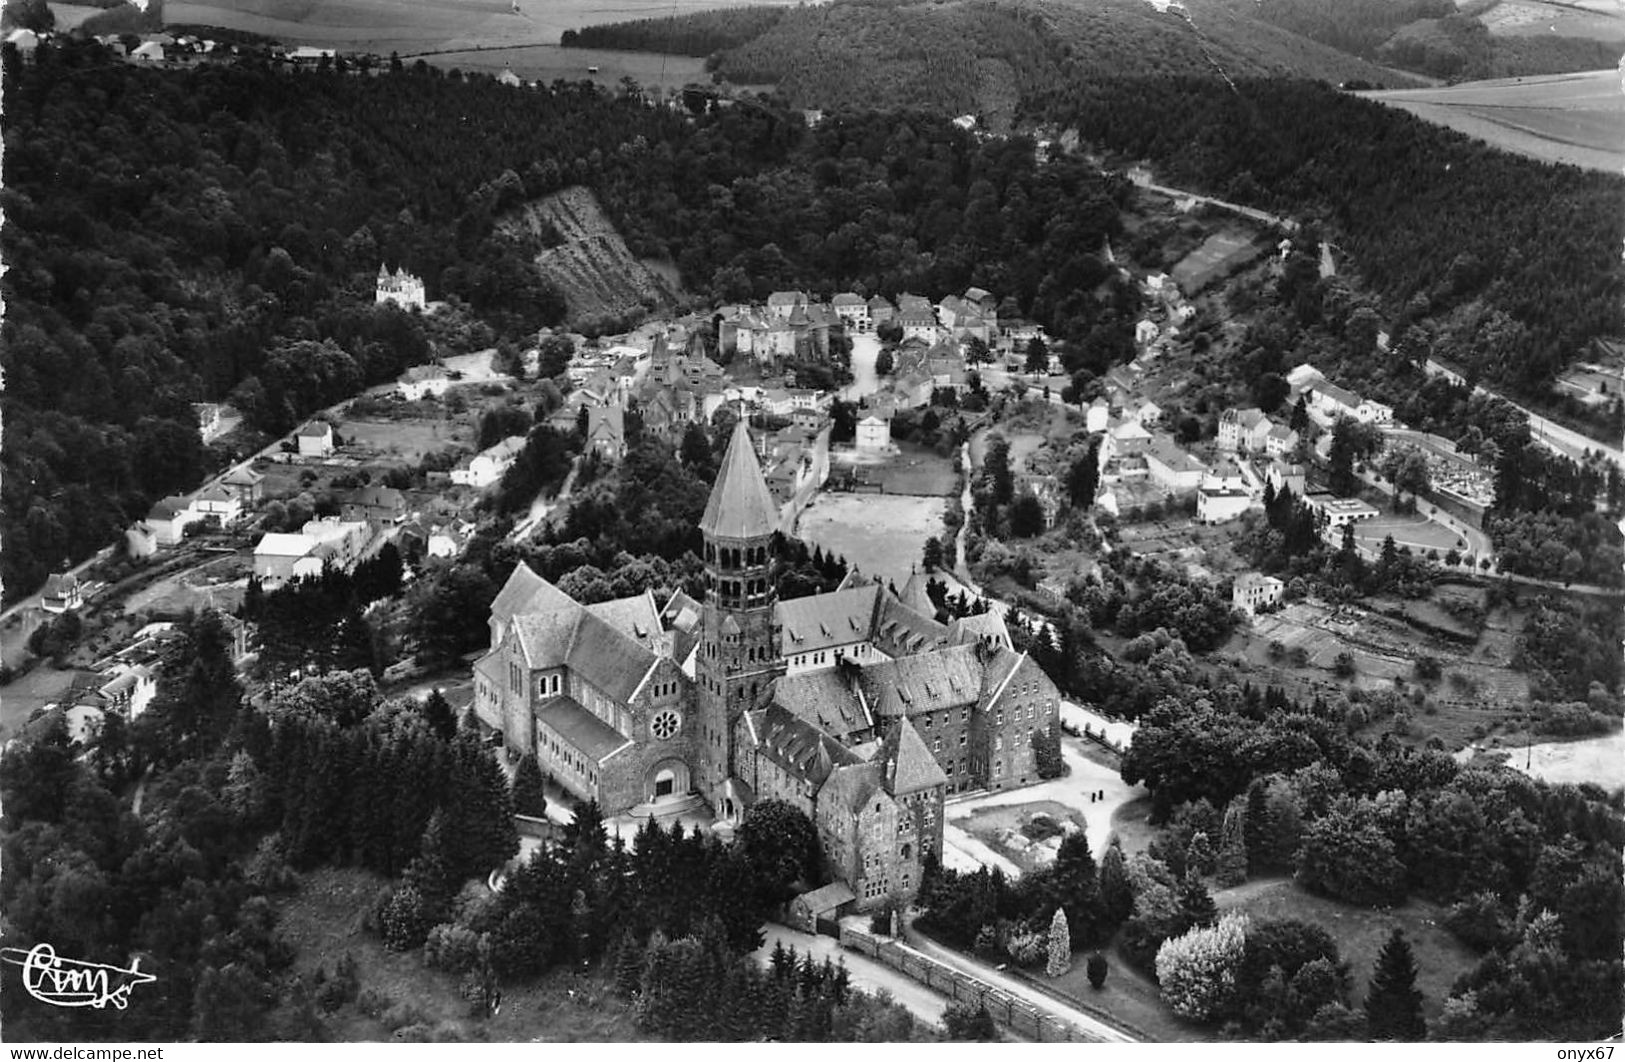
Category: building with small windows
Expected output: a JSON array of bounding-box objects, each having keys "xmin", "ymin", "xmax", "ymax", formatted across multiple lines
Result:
[
  {"xmin": 471, "ymin": 419, "xmax": 1063, "ymax": 909},
  {"xmin": 1232, "ymin": 572, "xmax": 1284, "ymax": 615}
]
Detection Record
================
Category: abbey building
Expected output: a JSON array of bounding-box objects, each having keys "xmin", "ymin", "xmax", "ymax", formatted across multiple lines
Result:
[{"xmin": 471, "ymin": 420, "xmax": 1062, "ymax": 907}]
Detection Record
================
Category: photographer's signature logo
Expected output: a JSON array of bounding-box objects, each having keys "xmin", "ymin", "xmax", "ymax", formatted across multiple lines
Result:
[{"xmin": 1, "ymin": 945, "xmax": 156, "ymax": 1009}]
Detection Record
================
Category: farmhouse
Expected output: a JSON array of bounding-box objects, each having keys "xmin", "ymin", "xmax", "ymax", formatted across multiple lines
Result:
[
  {"xmin": 451, "ymin": 436, "xmax": 527, "ymax": 488},
  {"xmin": 1232, "ymin": 572, "xmax": 1284, "ymax": 615},
  {"xmin": 398, "ymin": 364, "xmax": 451, "ymax": 400},
  {"xmin": 221, "ymin": 465, "xmax": 265, "ymax": 504},
  {"xmin": 145, "ymin": 496, "xmax": 197, "ymax": 546}
]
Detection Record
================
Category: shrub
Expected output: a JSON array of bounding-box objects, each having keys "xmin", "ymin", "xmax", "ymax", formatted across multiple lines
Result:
[
  {"xmin": 1021, "ymin": 814, "xmax": 1064, "ymax": 842},
  {"xmin": 1332, "ymin": 652, "xmax": 1356, "ymax": 679},
  {"xmin": 1006, "ymin": 927, "xmax": 1047, "ymax": 967},
  {"xmin": 1156, "ymin": 912, "xmax": 1250, "ymax": 1021},
  {"xmin": 356, "ymin": 988, "xmax": 391, "ymax": 1019},
  {"xmin": 380, "ymin": 1002, "xmax": 429, "ymax": 1033},
  {"xmin": 425, "ymin": 923, "xmax": 483, "ymax": 973},
  {"xmin": 379, "ymin": 884, "xmax": 432, "ymax": 951},
  {"xmin": 1086, "ymin": 952, "xmax": 1109, "ymax": 989}
]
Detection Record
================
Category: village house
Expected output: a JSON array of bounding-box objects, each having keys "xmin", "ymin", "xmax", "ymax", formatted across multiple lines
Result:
[
  {"xmin": 1286, "ymin": 363, "xmax": 1325, "ymax": 393},
  {"xmin": 1307, "ymin": 494, "xmax": 1381, "ymax": 535},
  {"xmin": 1310, "ymin": 381, "xmax": 1362, "ymax": 422},
  {"xmin": 758, "ymin": 388, "xmax": 795, "ymax": 417},
  {"xmin": 1106, "ymin": 419, "xmax": 1153, "ymax": 461},
  {"xmin": 1217, "ymin": 407, "xmax": 1272, "ymax": 453},
  {"xmin": 1135, "ymin": 400, "xmax": 1164, "ymax": 428},
  {"xmin": 1086, "ymin": 398, "xmax": 1110, "ymax": 435},
  {"xmin": 451, "ymin": 436, "xmax": 527, "ymax": 489},
  {"xmin": 1232, "ymin": 572, "xmax": 1284, "ymax": 615},
  {"xmin": 856, "ymin": 415, "xmax": 893, "ymax": 451},
  {"xmin": 126, "ymin": 523, "xmax": 159, "ymax": 560},
  {"xmin": 341, "ymin": 484, "xmax": 407, "ymax": 525},
  {"xmin": 42, "ymin": 573, "xmax": 84, "ymax": 614},
  {"xmin": 866, "ymin": 296, "xmax": 896, "ymax": 329},
  {"xmin": 1264, "ymin": 423, "xmax": 1300, "ymax": 458},
  {"xmin": 1267, "ymin": 460, "xmax": 1308, "ymax": 498},
  {"xmin": 376, "ymin": 264, "xmax": 427, "ymax": 311},
  {"xmin": 1135, "ymin": 320, "xmax": 1159, "ymax": 347},
  {"xmin": 221, "ymin": 465, "xmax": 265, "ymax": 505},
  {"xmin": 194, "ymin": 402, "xmax": 226, "ymax": 442},
  {"xmin": 767, "ymin": 291, "xmax": 809, "ymax": 320},
  {"xmin": 398, "ymin": 364, "xmax": 451, "ymax": 400},
  {"xmin": 253, "ymin": 533, "xmax": 324, "ymax": 587},
  {"xmin": 146, "ymin": 496, "xmax": 198, "ymax": 546},
  {"xmin": 189, "ymin": 485, "xmax": 244, "ymax": 526},
  {"xmin": 302, "ymin": 517, "xmax": 374, "ymax": 569},
  {"xmin": 1145, "ymin": 442, "xmax": 1207, "ymax": 492},
  {"xmin": 296, "ymin": 421, "xmax": 335, "ymax": 459},
  {"xmin": 831, "ymin": 293, "xmax": 869, "ymax": 331},
  {"xmin": 1197, "ymin": 486, "xmax": 1252, "ymax": 524}
]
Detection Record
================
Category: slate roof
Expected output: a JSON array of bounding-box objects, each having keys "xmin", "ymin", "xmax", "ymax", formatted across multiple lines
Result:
[
  {"xmin": 223, "ymin": 466, "xmax": 264, "ymax": 486},
  {"xmin": 795, "ymin": 882, "xmax": 856, "ymax": 913},
  {"xmin": 822, "ymin": 763, "xmax": 885, "ymax": 816},
  {"xmin": 511, "ymin": 606, "xmax": 657, "ymax": 704},
  {"xmin": 878, "ymin": 716, "xmax": 947, "ymax": 795},
  {"xmin": 147, "ymin": 495, "xmax": 191, "ymax": 521},
  {"xmin": 491, "ymin": 563, "xmax": 574, "ymax": 631},
  {"xmin": 535, "ymin": 696, "xmax": 633, "ymax": 763},
  {"xmin": 869, "ymin": 594, "xmax": 948, "ymax": 658},
  {"xmin": 585, "ymin": 590, "xmax": 662, "ymax": 651},
  {"xmin": 298, "ymin": 421, "xmax": 332, "ymax": 437},
  {"xmin": 947, "ymin": 612, "xmax": 1011, "ymax": 649},
  {"xmin": 897, "ymin": 569, "xmax": 935, "ymax": 618},
  {"xmin": 753, "ymin": 703, "xmax": 860, "ymax": 786},
  {"xmin": 831, "ymin": 293, "xmax": 865, "ymax": 308},
  {"xmin": 777, "ymin": 586, "xmax": 881, "ymax": 655},
  {"xmin": 1315, "ymin": 382, "xmax": 1361, "ymax": 409},
  {"xmin": 859, "ymin": 644, "xmax": 981, "ymax": 719},
  {"xmin": 699, "ymin": 420, "xmax": 780, "ymax": 540},
  {"xmin": 255, "ymin": 533, "xmax": 313, "ymax": 557},
  {"xmin": 773, "ymin": 668, "xmax": 873, "ymax": 741}
]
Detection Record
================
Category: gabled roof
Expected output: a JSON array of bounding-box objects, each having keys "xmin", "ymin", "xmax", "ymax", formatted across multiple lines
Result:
[
  {"xmin": 297, "ymin": 421, "xmax": 333, "ymax": 437},
  {"xmin": 223, "ymin": 466, "xmax": 264, "ymax": 486},
  {"xmin": 700, "ymin": 420, "xmax": 780, "ymax": 541},
  {"xmin": 859, "ymin": 643, "xmax": 980, "ymax": 719},
  {"xmin": 897, "ymin": 569, "xmax": 935, "ymax": 618},
  {"xmin": 773, "ymin": 668, "xmax": 872, "ymax": 741},
  {"xmin": 752, "ymin": 702, "xmax": 860, "ymax": 786},
  {"xmin": 776, "ymin": 585, "xmax": 881, "ymax": 653},
  {"xmin": 511, "ymin": 606, "xmax": 658, "ymax": 704},
  {"xmin": 869, "ymin": 594, "xmax": 948, "ymax": 658},
  {"xmin": 879, "ymin": 716, "xmax": 947, "ymax": 796},
  {"xmin": 1314, "ymin": 382, "xmax": 1361, "ymax": 409},
  {"xmin": 193, "ymin": 485, "xmax": 236, "ymax": 505},
  {"xmin": 491, "ymin": 562, "xmax": 574, "ymax": 629},
  {"xmin": 585, "ymin": 589, "xmax": 662, "ymax": 650},
  {"xmin": 822, "ymin": 762, "xmax": 885, "ymax": 816},
  {"xmin": 831, "ymin": 293, "xmax": 865, "ymax": 308},
  {"xmin": 795, "ymin": 881, "xmax": 856, "ymax": 912},
  {"xmin": 947, "ymin": 611, "xmax": 1011, "ymax": 650}
]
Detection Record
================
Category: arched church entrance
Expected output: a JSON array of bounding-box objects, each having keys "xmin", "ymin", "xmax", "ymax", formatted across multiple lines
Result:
[{"xmin": 646, "ymin": 758, "xmax": 691, "ymax": 802}]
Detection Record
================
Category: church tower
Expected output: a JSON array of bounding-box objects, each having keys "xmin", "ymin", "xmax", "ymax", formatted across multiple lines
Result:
[{"xmin": 695, "ymin": 419, "xmax": 786, "ymax": 815}]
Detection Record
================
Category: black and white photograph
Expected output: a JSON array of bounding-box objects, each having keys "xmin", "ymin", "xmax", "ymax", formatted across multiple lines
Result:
[{"xmin": 1, "ymin": 0, "xmax": 1622, "ymax": 1047}]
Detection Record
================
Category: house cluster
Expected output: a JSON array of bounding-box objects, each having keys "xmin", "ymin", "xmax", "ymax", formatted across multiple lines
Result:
[
  {"xmin": 17, "ymin": 617, "xmax": 247, "ymax": 748},
  {"xmin": 128, "ymin": 466, "xmax": 265, "ymax": 558},
  {"xmin": 1134, "ymin": 272, "xmax": 1197, "ymax": 360},
  {"xmin": 1285, "ymin": 364, "xmax": 1393, "ymax": 427},
  {"xmin": 252, "ymin": 516, "xmax": 381, "ymax": 588},
  {"xmin": 397, "ymin": 364, "xmax": 452, "ymax": 401},
  {"xmin": 449, "ymin": 436, "xmax": 528, "ymax": 489},
  {"xmin": 471, "ymin": 422, "xmax": 1061, "ymax": 912},
  {"xmin": 376, "ymin": 264, "xmax": 428, "ymax": 312}
]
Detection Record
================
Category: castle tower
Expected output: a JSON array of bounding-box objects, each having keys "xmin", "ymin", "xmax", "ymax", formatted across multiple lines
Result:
[{"xmin": 695, "ymin": 419, "xmax": 786, "ymax": 815}]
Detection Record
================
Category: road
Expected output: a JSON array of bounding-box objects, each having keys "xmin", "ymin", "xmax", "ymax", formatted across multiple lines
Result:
[
  {"xmin": 752, "ymin": 924, "xmax": 948, "ymax": 1027},
  {"xmin": 1421, "ymin": 360, "xmax": 1625, "ymax": 472},
  {"xmin": 1126, "ymin": 169, "xmax": 1296, "ymax": 232},
  {"xmin": 901, "ymin": 929, "xmax": 1138, "ymax": 1042},
  {"xmin": 839, "ymin": 333, "xmax": 884, "ymax": 402}
]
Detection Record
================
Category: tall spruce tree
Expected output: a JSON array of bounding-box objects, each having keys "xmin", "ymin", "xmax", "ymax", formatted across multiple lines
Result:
[
  {"xmin": 1365, "ymin": 928, "xmax": 1426, "ymax": 1040},
  {"xmin": 1046, "ymin": 907, "xmax": 1072, "ymax": 977},
  {"xmin": 1099, "ymin": 839, "xmax": 1135, "ymax": 928},
  {"xmin": 510, "ymin": 752, "xmax": 548, "ymax": 818}
]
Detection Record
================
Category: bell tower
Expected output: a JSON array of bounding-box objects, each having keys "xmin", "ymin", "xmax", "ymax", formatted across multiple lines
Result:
[{"xmin": 695, "ymin": 419, "xmax": 786, "ymax": 811}]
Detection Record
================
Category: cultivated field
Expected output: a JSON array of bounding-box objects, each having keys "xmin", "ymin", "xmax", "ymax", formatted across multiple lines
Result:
[
  {"xmin": 1170, "ymin": 229, "xmax": 1266, "ymax": 294},
  {"xmin": 1363, "ymin": 69, "xmax": 1625, "ymax": 173},
  {"xmin": 161, "ymin": 0, "xmax": 788, "ymax": 84},
  {"xmin": 1459, "ymin": 729, "xmax": 1625, "ymax": 789},
  {"xmin": 338, "ymin": 418, "xmax": 467, "ymax": 463},
  {"xmin": 796, "ymin": 493, "xmax": 945, "ymax": 586}
]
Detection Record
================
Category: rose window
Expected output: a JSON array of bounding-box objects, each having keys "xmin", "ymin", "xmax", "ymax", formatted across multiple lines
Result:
[{"xmin": 651, "ymin": 710, "xmax": 681, "ymax": 741}]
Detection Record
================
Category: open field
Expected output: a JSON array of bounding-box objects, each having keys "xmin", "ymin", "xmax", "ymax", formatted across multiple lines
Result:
[
  {"xmin": 162, "ymin": 0, "xmax": 784, "ymax": 86},
  {"xmin": 0, "ymin": 665, "xmax": 76, "ymax": 743},
  {"xmin": 1214, "ymin": 879, "xmax": 1479, "ymax": 1024},
  {"xmin": 1170, "ymin": 229, "xmax": 1266, "ymax": 294},
  {"xmin": 1363, "ymin": 69, "xmax": 1625, "ymax": 173},
  {"xmin": 1351, "ymin": 514, "xmax": 1464, "ymax": 555},
  {"xmin": 1459, "ymin": 729, "xmax": 1625, "ymax": 789},
  {"xmin": 796, "ymin": 493, "xmax": 945, "ymax": 587},
  {"xmin": 339, "ymin": 418, "xmax": 467, "ymax": 463},
  {"xmin": 1478, "ymin": 0, "xmax": 1625, "ymax": 40},
  {"xmin": 276, "ymin": 866, "xmax": 646, "ymax": 1041}
]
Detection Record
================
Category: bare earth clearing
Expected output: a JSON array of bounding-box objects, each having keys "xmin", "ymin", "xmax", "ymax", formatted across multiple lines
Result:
[
  {"xmin": 796, "ymin": 494, "xmax": 945, "ymax": 587},
  {"xmin": 1363, "ymin": 69, "xmax": 1625, "ymax": 173}
]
